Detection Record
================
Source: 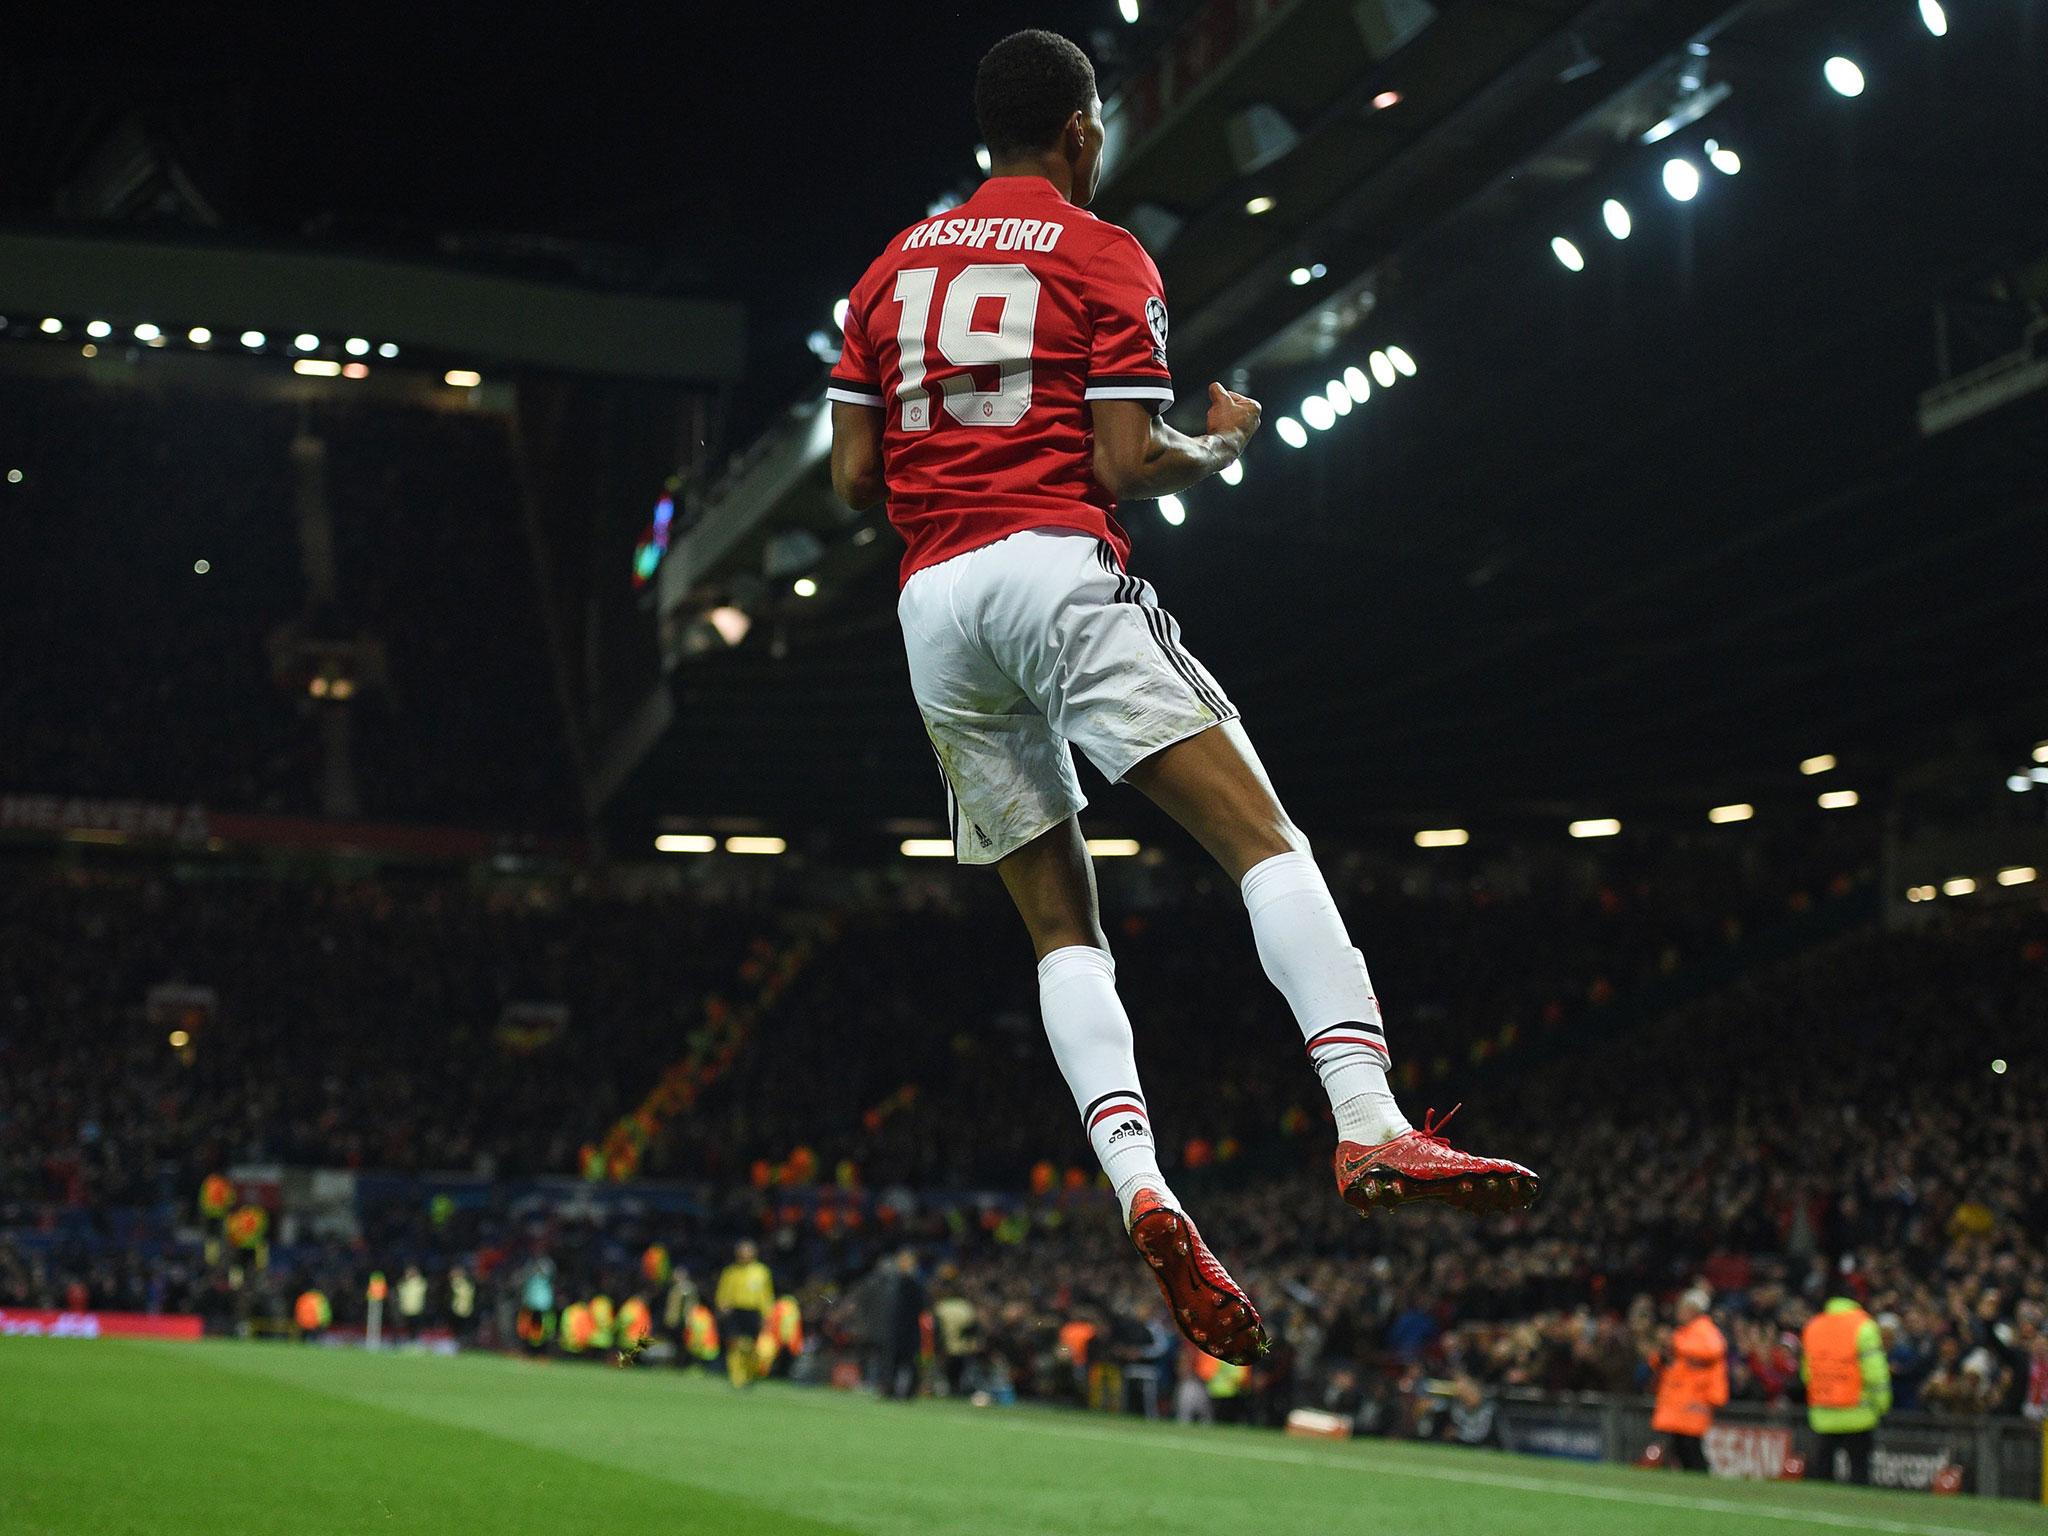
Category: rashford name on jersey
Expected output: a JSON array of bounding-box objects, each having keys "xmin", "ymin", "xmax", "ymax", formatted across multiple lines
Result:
[{"xmin": 827, "ymin": 176, "xmax": 1174, "ymax": 585}]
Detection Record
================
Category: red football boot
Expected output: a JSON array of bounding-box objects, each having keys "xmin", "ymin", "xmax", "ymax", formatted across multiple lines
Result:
[
  {"xmin": 1127, "ymin": 1189, "xmax": 1268, "ymax": 1366},
  {"xmin": 1334, "ymin": 1105, "xmax": 1539, "ymax": 1216}
]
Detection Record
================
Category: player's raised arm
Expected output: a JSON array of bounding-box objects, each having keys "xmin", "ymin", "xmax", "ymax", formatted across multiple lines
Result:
[{"xmin": 1090, "ymin": 383, "xmax": 1260, "ymax": 501}]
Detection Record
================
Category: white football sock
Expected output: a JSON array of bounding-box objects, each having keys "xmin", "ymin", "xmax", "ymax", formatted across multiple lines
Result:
[
  {"xmin": 1240, "ymin": 851, "xmax": 1412, "ymax": 1146},
  {"xmin": 1036, "ymin": 945, "xmax": 1176, "ymax": 1225}
]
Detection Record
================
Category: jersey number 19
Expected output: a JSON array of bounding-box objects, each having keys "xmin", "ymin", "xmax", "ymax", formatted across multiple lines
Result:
[{"xmin": 890, "ymin": 264, "xmax": 1041, "ymax": 433}]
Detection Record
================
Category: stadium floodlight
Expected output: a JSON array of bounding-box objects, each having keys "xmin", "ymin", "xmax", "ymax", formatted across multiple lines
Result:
[
  {"xmin": 1119, "ymin": 0, "xmax": 1139, "ymax": 22},
  {"xmin": 1551, "ymin": 236, "xmax": 1586, "ymax": 272},
  {"xmin": 1386, "ymin": 346, "xmax": 1416, "ymax": 378},
  {"xmin": 1372, "ymin": 90, "xmax": 1402, "ymax": 111},
  {"xmin": 1940, "ymin": 876, "xmax": 1975, "ymax": 896},
  {"xmin": 1369, "ymin": 350, "xmax": 1397, "ymax": 388},
  {"xmin": 2033, "ymin": 768, "xmax": 2048, "ymax": 784},
  {"xmin": 1301, "ymin": 395, "xmax": 1336, "ymax": 431},
  {"xmin": 1662, "ymin": 158, "xmax": 1702, "ymax": 201},
  {"xmin": 343, "ymin": 363, "xmax": 369, "ymax": 379},
  {"xmin": 1998, "ymin": 866, "xmax": 2039, "ymax": 886},
  {"xmin": 1219, "ymin": 459, "xmax": 1244, "ymax": 486},
  {"xmin": 1799, "ymin": 753, "xmax": 1837, "ymax": 775},
  {"xmin": 345, "ymin": 337, "xmax": 370, "ymax": 356},
  {"xmin": 1085, "ymin": 838, "xmax": 1142, "ymax": 857},
  {"xmin": 1158, "ymin": 494, "xmax": 1186, "ymax": 525},
  {"xmin": 188, "ymin": 326, "xmax": 212, "ymax": 345},
  {"xmin": 1817, "ymin": 789, "xmax": 1860, "ymax": 809},
  {"xmin": 1325, "ymin": 379, "xmax": 1352, "ymax": 417},
  {"xmin": 193, "ymin": 558, "xmax": 211, "ymax": 574},
  {"xmin": 86, "ymin": 320, "xmax": 112, "ymax": 339},
  {"xmin": 2011, "ymin": 774, "xmax": 2034, "ymax": 793},
  {"xmin": 974, "ymin": 145, "xmax": 993, "ymax": 174},
  {"xmin": 444, "ymin": 369, "xmax": 482, "ymax": 388},
  {"xmin": 707, "ymin": 606, "xmax": 751, "ymax": 646},
  {"xmin": 38, "ymin": 318, "xmax": 62, "ymax": 334},
  {"xmin": 240, "ymin": 330, "xmax": 266, "ymax": 349},
  {"xmin": 1244, "ymin": 195, "xmax": 1276, "ymax": 216},
  {"xmin": 2034, "ymin": 741, "xmax": 2048, "ymax": 763},
  {"xmin": 134, "ymin": 323, "xmax": 161, "ymax": 342},
  {"xmin": 1414, "ymin": 828, "xmax": 1469, "ymax": 848},
  {"xmin": 1992, "ymin": 1058, "xmax": 2008, "ymax": 1074},
  {"xmin": 292, "ymin": 332, "xmax": 319, "ymax": 351},
  {"xmin": 1920, "ymin": 0, "xmax": 1947, "ymax": 37},
  {"xmin": 1289, "ymin": 266, "xmax": 1312, "ymax": 286},
  {"xmin": 1825, "ymin": 56, "xmax": 1866, "ymax": 97},
  {"xmin": 724, "ymin": 836, "xmax": 787, "ymax": 855},
  {"xmin": 377, "ymin": 342, "xmax": 399, "ymax": 358},
  {"xmin": 1568, "ymin": 818, "xmax": 1621, "ymax": 839},
  {"xmin": 1275, "ymin": 416, "xmax": 1308, "ymax": 448},
  {"xmin": 792, "ymin": 577, "xmax": 818, "ymax": 597},
  {"xmin": 831, "ymin": 298, "xmax": 850, "ymax": 330},
  {"xmin": 1343, "ymin": 366, "xmax": 1371, "ymax": 403},
  {"xmin": 293, "ymin": 359, "xmax": 342, "ymax": 377},
  {"xmin": 5, "ymin": 470, "xmax": 20, "ymax": 483},
  {"xmin": 1707, "ymin": 143, "xmax": 1742, "ymax": 175},
  {"xmin": 1707, "ymin": 803, "xmax": 1754, "ymax": 824},
  {"xmin": 900, "ymin": 838, "xmax": 955, "ymax": 858},
  {"xmin": 1904, "ymin": 885, "xmax": 1936, "ymax": 902},
  {"xmin": 1602, "ymin": 199, "xmax": 1633, "ymax": 240},
  {"xmin": 653, "ymin": 834, "xmax": 716, "ymax": 854},
  {"xmin": 168, "ymin": 1029, "xmax": 191, "ymax": 1049}
]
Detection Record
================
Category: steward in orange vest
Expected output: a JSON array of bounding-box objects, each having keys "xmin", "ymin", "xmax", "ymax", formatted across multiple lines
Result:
[
  {"xmin": 1801, "ymin": 1298, "xmax": 1890, "ymax": 1485},
  {"xmin": 1650, "ymin": 1290, "xmax": 1728, "ymax": 1472}
]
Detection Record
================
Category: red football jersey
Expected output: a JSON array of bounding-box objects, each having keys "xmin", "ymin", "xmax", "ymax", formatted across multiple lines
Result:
[{"xmin": 827, "ymin": 176, "xmax": 1174, "ymax": 585}]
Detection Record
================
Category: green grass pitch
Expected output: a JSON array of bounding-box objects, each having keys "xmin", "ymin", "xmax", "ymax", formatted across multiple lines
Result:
[{"xmin": 0, "ymin": 1339, "xmax": 2038, "ymax": 1536}]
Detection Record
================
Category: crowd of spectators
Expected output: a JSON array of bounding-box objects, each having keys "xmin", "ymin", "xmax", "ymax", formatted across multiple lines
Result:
[{"xmin": 3, "ymin": 846, "xmax": 2041, "ymax": 1435}]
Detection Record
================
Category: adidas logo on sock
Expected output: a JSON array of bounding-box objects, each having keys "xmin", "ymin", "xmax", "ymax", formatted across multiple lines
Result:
[{"xmin": 1105, "ymin": 1119, "xmax": 1146, "ymax": 1145}]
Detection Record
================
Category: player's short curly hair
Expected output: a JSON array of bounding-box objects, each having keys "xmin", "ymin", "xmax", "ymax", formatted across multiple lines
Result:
[{"xmin": 975, "ymin": 30, "xmax": 1097, "ymax": 161}]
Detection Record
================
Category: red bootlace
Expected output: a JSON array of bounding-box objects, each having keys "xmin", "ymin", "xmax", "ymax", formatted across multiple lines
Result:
[{"xmin": 1416, "ymin": 1103, "xmax": 1463, "ymax": 1143}]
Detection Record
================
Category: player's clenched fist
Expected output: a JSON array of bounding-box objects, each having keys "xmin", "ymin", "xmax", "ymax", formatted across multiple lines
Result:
[{"xmin": 1207, "ymin": 382, "xmax": 1262, "ymax": 450}]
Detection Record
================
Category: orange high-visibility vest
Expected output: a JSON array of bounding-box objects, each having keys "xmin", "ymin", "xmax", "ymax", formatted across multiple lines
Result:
[
  {"xmin": 1651, "ymin": 1315, "xmax": 1729, "ymax": 1437},
  {"xmin": 1802, "ymin": 1307, "xmax": 1868, "ymax": 1408},
  {"xmin": 686, "ymin": 1302, "xmax": 720, "ymax": 1360}
]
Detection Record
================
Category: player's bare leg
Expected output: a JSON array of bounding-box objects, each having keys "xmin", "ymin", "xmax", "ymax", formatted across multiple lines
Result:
[
  {"xmin": 1125, "ymin": 720, "xmax": 1539, "ymax": 1216},
  {"xmin": 998, "ymin": 820, "xmax": 1267, "ymax": 1364}
]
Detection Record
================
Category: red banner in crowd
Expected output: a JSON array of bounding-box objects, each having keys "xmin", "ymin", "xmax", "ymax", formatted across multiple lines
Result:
[{"xmin": 0, "ymin": 1309, "xmax": 203, "ymax": 1341}]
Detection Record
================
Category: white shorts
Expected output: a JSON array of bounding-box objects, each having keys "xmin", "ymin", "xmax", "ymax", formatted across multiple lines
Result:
[{"xmin": 897, "ymin": 528, "xmax": 1238, "ymax": 865}]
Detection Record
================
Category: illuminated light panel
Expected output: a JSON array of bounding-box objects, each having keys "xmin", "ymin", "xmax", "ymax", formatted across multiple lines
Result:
[
  {"xmin": 86, "ymin": 320, "xmax": 112, "ymax": 339},
  {"xmin": 1158, "ymin": 494, "xmax": 1186, "ymax": 526},
  {"xmin": 168, "ymin": 1029, "xmax": 191, "ymax": 1049},
  {"xmin": 1709, "ymin": 146, "xmax": 1742, "ymax": 175},
  {"xmin": 133, "ymin": 323, "xmax": 161, "ymax": 342},
  {"xmin": 1568, "ymin": 818, "xmax": 1621, "ymax": 839},
  {"xmin": 900, "ymin": 838, "xmax": 954, "ymax": 858},
  {"xmin": 1799, "ymin": 753, "xmax": 1837, "ymax": 775},
  {"xmin": 1940, "ymin": 876, "xmax": 1975, "ymax": 896},
  {"xmin": 1904, "ymin": 885, "xmax": 1936, "ymax": 903},
  {"xmin": 1707, "ymin": 803, "xmax": 1754, "ymax": 824},
  {"xmin": 342, "ymin": 362, "xmax": 369, "ymax": 379},
  {"xmin": 1414, "ymin": 828, "xmax": 1470, "ymax": 848},
  {"xmin": 1663, "ymin": 158, "xmax": 1702, "ymax": 201},
  {"xmin": 1992, "ymin": 1058, "xmax": 2007, "ymax": 1075},
  {"xmin": 1817, "ymin": 790, "xmax": 1859, "ymax": 810},
  {"xmin": 378, "ymin": 343, "xmax": 399, "ymax": 359},
  {"xmin": 832, "ymin": 298, "xmax": 850, "ymax": 330},
  {"xmin": 1290, "ymin": 266, "xmax": 1313, "ymax": 286},
  {"xmin": 1551, "ymin": 236, "xmax": 1585, "ymax": 272},
  {"xmin": 293, "ymin": 359, "xmax": 342, "ymax": 377},
  {"xmin": 193, "ymin": 559, "xmax": 211, "ymax": 574},
  {"xmin": 444, "ymin": 369, "xmax": 482, "ymax": 388},
  {"xmin": 1372, "ymin": 90, "xmax": 1402, "ymax": 111},
  {"xmin": 1085, "ymin": 838, "xmax": 1142, "ymax": 857},
  {"xmin": 1119, "ymin": 0, "xmax": 1140, "ymax": 21},
  {"xmin": 653, "ymin": 834, "xmax": 716, "ymax": 854},
  {"xmin": 1275, "ymin": 416, "xmax": 1308, "ymax": 448},
  {"xmin": 1602, "ymin": 200, "xmax": 1632, "ymax": 240},
  {"xmin": 1343, "ymin": 365, "xmax": 1371, "ymax": 403},
  {"xmin": 724, "ymin": 836, "xmax": 787, "ymax": 856},
  {"xmin": 188, "ymin": 327, "xmax": 212, "ymax": 345},
  {"xmin": 39, "ymin": 318, "xmax": 63, "ymax": 335},
  {"xmin": 1218, "ymin": 459, "xmax": 1244, "ymax": 486},
  {"xmin": 1325, "ymin": 379, "xmax": 1352, "ymax": 416},
  {"xmin": 240, "ymin": 330, "xmax": 266, "ymax": 349},
  {"xmin": 1997, "ymin": 866, "xmax": 2038, "ymax": 886},
  {"xmin": 2034, "ymin": 742, "xmax": 2048, "ymax": 763},
  {"xmin": 1386, "ymin": 346, "xmax": 1416, "ymax": 378},
  {"xmin": 292, "ymin": 332, "xmax": 319, "ymax": 351},
  {"xmin": 1369, "ymin": 351, "xmax": 1397, "ymax": 388},
  {"xmin": 1301, "ymin": 395, "xmax": 1336, "ymax": 431},
  {"xmin": 792, "ymin": 577, "xmax": 819, "ymax": 597},
  {"xmin": 1244, "ymin": 195, "xmax": 1276, "ymax": 216},
  {"xmin": 974, "ymin": 145, "xmax": 992, "ymax": 174},
  {"xmin": 1920, "ymin": 0, "xmax": 1947, "ymax": 38},
  {"xmin": 345, "ymin": 337, "xmax": 370, "ymax": 356},
  {"xmin": 1825, "ymin": 56, "xmax": 1866, "ymax": 98}
]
